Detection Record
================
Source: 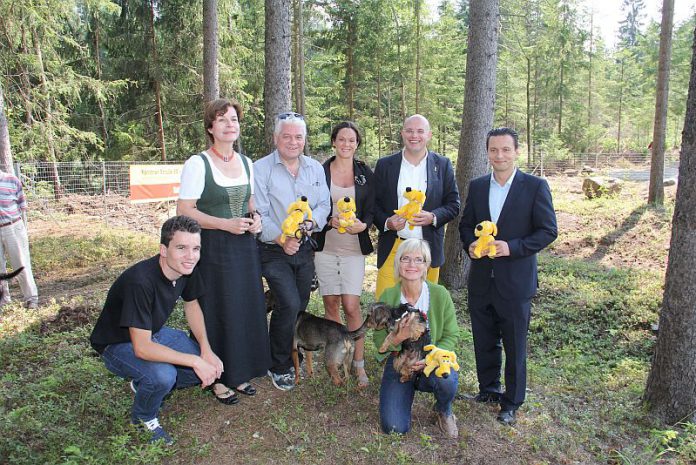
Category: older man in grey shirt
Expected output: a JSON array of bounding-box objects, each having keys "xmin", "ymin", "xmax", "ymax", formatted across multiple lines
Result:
[{"xmin": 254, "ymin": 112, "xmax": 331, "ymax": 391}]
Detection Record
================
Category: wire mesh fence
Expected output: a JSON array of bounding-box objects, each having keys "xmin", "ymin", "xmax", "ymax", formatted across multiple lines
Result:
[{"xmin": 15, "ymin": 151, "xmax": 679, "ymax": 220}]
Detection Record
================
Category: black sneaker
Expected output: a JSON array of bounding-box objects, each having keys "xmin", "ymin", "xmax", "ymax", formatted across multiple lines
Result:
[
  {"xmin": 267, "ymin": 370, "xmax": 295, "ymax": 391},
  {"xmin": 132, "ymin": 417, "xmax": 174, "ymax": 446}
]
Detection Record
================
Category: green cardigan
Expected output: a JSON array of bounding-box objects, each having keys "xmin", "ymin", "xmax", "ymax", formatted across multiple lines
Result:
[{"xmin": 373, "ymin": 281, "xmax": 460, "ymax": 362}]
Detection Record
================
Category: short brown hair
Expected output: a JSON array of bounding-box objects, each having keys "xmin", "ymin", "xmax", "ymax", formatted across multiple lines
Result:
[{"xmin": 203, "ymin": 98, "xmax": 243, "ymax": 144}]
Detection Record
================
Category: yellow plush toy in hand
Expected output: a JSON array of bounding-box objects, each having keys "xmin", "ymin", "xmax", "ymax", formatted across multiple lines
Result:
[
  {"xmin": 280, "ymin": 196, "xmax": 313, "ymax": 244},
  {"xmin": 423, "ymin": 344, "xmax": 460, "ymax": 378},
  {"xmin": 336, "ymin": 196, "xmax": 356, "ymax": 233},
  {"xmin": 393, "ymin": 187, "xmax": 426, "ymax": 230},
  {"xmin": 472, "ymin": 220, "xmax": 498, "ymax": 258}
]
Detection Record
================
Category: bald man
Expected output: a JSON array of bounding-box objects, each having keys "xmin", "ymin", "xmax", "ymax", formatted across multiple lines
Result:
[{"xmin": 373, "ymin": 115, "xmax": 460, "ymax": 300}]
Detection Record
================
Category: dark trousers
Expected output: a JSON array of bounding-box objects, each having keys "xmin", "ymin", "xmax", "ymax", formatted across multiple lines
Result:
[
  {"xmin": 469, "ymin": 281, "xmax": 531, "ymax": 411},
  {"xmin": 261, "ymin": 242, "xmax": 315, "ymax": 375}
]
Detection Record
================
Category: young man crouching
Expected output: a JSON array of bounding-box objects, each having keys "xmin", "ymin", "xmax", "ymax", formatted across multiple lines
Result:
[{"xmin": 90, "ymin": 215, "xmax": 223, "ymax": 445}]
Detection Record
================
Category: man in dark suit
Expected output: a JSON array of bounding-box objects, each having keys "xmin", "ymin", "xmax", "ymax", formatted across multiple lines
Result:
[
  {"xmin": 459, "ymin": 127, "xmax": 557, "ymax": 425},
  {"xmin": 373, "ymin": 114, "xmax": 460, "ymax": 299}
]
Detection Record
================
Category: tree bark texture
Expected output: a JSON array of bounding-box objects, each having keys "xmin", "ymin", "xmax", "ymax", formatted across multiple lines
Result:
[
  {"xmin": 0, "ymin": 85, "xmax": 14, "ymax": 173},
  {"xmin": 414, "ymin": 0, "xmax": 421, "ymax": 114},
  {"xmin": 617, "ymin": 61, "xmax": 624, "ymax": 153},
  {"xmin": 203, "ymin": 0, "xmax": 220, "ymax": 104},
  {"xmin": 264, "ymin": 0, "xmax": 292, "ymax": 152},
  {"xmin": 648, "ymin": 0, "xmax": 674, "ymax": 206},
  {"xmin": 292, "ymin": 0, "xmax": 306, "ymax": 117},
  {"xmin": 148, "ymin": 0, "xmax": 166, "ymax": 161},
  {"xmin": 92, "ymin": 11, "xmax": 109, "ymax": 147},
  {"xmin": 32, "ymin": 27, "xmax": 63, "ymax": 199},
  {"xmin": 440, "ymin": 0, "xmax": 500, "ymax": 289},
  {"xmin": 346, "ymin": 19, "xmax": 356, "ymax": 120},
  {"xmin": 643, "ymin": 23, "xmax": 696, "ymax": 425}
]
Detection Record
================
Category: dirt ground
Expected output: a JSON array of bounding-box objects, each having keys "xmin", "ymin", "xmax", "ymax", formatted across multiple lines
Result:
[{"xmin": 25, "ymin": 176, "xmax": 675, "ymax": 464}]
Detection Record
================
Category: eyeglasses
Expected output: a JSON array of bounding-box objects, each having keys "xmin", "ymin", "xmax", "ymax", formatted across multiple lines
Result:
[
  {"xmin": 403, "ymin": 129, "xmax": 427, "ymax": 136},
  {"xmin": 277, "ymin": 112, "xmax": 304, "ymax": 121},
  {"xmin": 399, "ymin": 256, "xmax": 426, "ymax": 265}
]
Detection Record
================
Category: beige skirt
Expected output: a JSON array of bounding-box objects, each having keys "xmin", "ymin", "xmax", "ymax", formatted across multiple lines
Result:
[{"xmin": 314, "ymin": 252, "xmax": 366, "ymax": 296}]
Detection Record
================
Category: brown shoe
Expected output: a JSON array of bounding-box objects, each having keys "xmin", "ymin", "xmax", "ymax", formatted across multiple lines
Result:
[{"xmin": 437, "ymin": 412, "xmax": 458, "ymax": 439}]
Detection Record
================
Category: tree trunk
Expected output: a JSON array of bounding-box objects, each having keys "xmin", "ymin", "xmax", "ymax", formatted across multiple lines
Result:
[
  {"xmin": 648, "ymin": 0, "xmax": 674, "ymax": 206},
  {"xmin": 92, "ymin": 11, "xmax": 109, "ymax": 147},
  {"xmin": 346, "ymin": 18, "xmax": 356, "ymax": 120},
  {"xmin": 148, "ymin": 0, "xmax": 166, "ymax": 161},
  {"xmin": 391, "ymin": 7, "xmax": 406, "ymax": 122},
  {"xmin": 558, "ymin": 61, "xmax": 564, "ymax": 135},
  {"xmin": 0, "ymin": 84, "xmax": 14, "ymax": 173},
  {"xmin": 32, "ymin": 27, "xmax": 63, "ymax": 199},
  {"xmin": 264, "ymin": 0, "xmax": 292, "ymax": 152},
  {"xmin": 19, "ymin": 24, "xmax": 34, "ymax": 125},
  {"xmin": 526, "ymin": 56, "xmax": 532, "ymax": 164},
  {"xmin": 377, "ymin": 66, "xmax": 383, "ymax": 157},
  {"xmin": 292, "ymin": 0, "xmax": 307, "ymax": 154},
  {"xmin": 617, "ymin": 61, "xmax": 624, "ymax": 153},
  {"xmin": 386, "ymin": 85, "xmax": 394, "ymax": 153},
  {"xmin": 441, "ymin": 0, "xmax": 500, "ymax": 289},
  {"xmin": 292, "ymin": 0, "xmax": 306, "ymax": 117},
  {"xmin": 414, "ymin": 0, "xmax": 421, "ymax": 114},
  {"xmin": 643, "ymin": 23, "xmax": 696, "ymax": 425},
  {"xmin": 203, "ymin": 0, "xmax": 220, "ymax": 103},
  {"xmin": 587, "ymin": 11, "xmax": 593, "ymax": 150}
]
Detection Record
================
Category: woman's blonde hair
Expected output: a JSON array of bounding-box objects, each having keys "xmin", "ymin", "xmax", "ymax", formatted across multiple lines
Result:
[{"xmin": 393, "ymin": 238, "xmax": 432, "ymax": 282}]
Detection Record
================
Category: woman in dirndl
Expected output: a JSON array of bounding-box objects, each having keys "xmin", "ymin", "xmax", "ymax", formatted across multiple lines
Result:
[{"xmin": 177, "ymin": 98, "xmax": 271, "ymax": 404}]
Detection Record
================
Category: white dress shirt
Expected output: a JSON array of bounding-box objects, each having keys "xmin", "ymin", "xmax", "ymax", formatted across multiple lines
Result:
[
  {"xmin": 488, "ymin": 168, "xmax": 516, "ymax": 224},
  {"xmin": 394, "ymin": 151, "xmax": 428, "ymax": 240}
]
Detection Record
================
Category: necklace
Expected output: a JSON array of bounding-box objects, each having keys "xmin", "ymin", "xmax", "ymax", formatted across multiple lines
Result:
[{"xmin": 210, "ymin": 146, "xmax": 232, "ymax": 162}]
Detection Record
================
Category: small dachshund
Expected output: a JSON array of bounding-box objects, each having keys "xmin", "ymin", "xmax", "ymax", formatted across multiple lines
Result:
[
  {"xmin": 373, "ymin": 302, "xmax": 430, "ymax": 383},
  {"xmin": 292, "ymin": 309, "xmax": 378, "ymax": 386}
]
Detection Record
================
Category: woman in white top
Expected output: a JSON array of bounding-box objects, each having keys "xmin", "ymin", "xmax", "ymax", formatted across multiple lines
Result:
[{"xmin": 177, "ymin": 98, "xmax": 270, "ymax": 404}]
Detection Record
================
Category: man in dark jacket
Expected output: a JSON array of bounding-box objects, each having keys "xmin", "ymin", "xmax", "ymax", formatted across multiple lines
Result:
[
  {"xmin": 459, "ymin": 127, "xmax": 557, "ymax": 425},
  {"xmin": 373, "ymin": 114, "xmax": 460, "ymax": 299}
]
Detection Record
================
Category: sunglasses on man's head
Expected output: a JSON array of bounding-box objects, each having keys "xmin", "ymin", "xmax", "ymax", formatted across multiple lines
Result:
[{"xmin": 277, "ymin": 112, "xmax": 304, "ymax": 121}]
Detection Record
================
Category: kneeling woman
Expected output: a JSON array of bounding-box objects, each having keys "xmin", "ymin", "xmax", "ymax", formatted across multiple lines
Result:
[{"xmin": 374, "ymin": 238, "xmax": 460, "ymax": 438}]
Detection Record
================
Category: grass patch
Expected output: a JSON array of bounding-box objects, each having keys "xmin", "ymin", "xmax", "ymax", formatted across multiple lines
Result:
[{"xmin": 2, "ymin": 182, "xmax": 694, "ymax": 464}]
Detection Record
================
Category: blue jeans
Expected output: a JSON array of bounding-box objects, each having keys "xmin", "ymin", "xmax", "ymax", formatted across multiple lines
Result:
[
  {"xmin": 260, "ymin": 242, "xmax": 315, "ymax": 374},
  {"xmin": 101, "ymin": 327, "xmax": 202, "ymax": 422},
  {"xmin": 379, "ymin": 354, "xmax": 459, "ymax": 434}
]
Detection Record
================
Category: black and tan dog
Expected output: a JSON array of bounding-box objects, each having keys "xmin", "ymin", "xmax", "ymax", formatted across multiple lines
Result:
[
  {"xmin": 374, "ymin": 302, "xmax": 430, "ymax": 383},
  {"xmin": 291, "ymin": 310, "xmax": 377, "ymax": 386},
  {"xmin": 0, "ymin": 267, "xmax": 24, "ymax": 303}
]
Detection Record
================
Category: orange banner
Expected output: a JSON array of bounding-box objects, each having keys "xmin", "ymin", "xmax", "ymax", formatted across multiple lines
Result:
[{"xmin": 129, "ymin": 165, "xmax": 183, "ymax": 204}]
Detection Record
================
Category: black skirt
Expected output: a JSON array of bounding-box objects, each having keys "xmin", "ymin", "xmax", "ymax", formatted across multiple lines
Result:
[{"xmin": 197, "ymin": 229, "xmax": 271, "ymax": 387}]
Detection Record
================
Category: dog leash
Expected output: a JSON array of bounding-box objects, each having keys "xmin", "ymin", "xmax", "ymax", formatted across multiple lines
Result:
[{"xmin": 294, "ymin": 220, "xmax": 318, "ymax": 250}]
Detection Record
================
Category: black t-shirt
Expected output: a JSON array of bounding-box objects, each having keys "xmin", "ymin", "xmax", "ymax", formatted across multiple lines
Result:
[{"xmin": 90, "ymin": 255, "xmax": 204, "ymax": 353}]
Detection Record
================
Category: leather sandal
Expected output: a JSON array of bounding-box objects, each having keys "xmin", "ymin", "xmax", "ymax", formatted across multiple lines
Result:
[
  {"xmin": 234, "ymin": 383, "xmax": 257, "ymax": 396},
  {"xmin": 352, "ymin": 359, "xmax": 369, "ymax": 388},
  {"xmin": 208, "ymin": 383, "xmax": 239, "ymax": 405}
]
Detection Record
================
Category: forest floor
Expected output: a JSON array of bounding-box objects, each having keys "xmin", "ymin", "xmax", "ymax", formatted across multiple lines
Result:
[{"xmin": 1, "ymin": 175, "xmax": 690, "ymax": 465}]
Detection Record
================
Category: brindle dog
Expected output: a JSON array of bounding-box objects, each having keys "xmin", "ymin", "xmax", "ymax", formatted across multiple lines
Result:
[{"xmin": 373, "ymin": 302, "xmax": 430, "ymax": 383}]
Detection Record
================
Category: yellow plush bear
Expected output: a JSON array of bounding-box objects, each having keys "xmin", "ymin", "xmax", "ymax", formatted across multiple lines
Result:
[
  {"xmin": 280, "ymin": 196, "xmax": 313, "ymax": 244},
  {"xmin": 423, "ymin": 344, "xmax": 460, "ymax": 379},
  {"xmin": 472, "ymin": 220, "xmax": 498, "ymax": 259},
  {"xmin": 336, "ymin": 196, "xmax": 356, "ymax": 233},
  {"xmin": 393, "ymin": 187, "xmax": 426, "ymax": 230}
]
